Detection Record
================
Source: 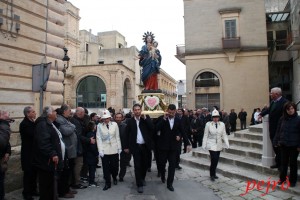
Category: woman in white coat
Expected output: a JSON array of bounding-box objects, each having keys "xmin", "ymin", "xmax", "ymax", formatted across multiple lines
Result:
[
  {"xmin": 202, "ymin": 109, "xmax": 229, "ymax": 181},
  {"xmin": 96, "ymin": 110, "xmax": 122, "ymax": 190}
]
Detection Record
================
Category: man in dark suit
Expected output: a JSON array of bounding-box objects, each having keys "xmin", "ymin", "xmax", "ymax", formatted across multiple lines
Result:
[
  {"xmin": 259, "ymin": 87, "xmax": 288, "ymax": 169},
  {"xmin": 19, "ymin": 106, "xmax": 38, "ymax": 200},
  {"xmin": 156, "ymin": 104, "xmax": 191, "ymax": 192},
  {"xmin": 124, "ymin": 104, "xmax": 154, "ymax": 193}
]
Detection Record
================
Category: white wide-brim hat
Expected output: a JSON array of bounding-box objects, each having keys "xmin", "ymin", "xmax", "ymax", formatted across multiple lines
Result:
[
  {"xmin": 101, "ymin": 110, "xmax": 111, "ymax": 119},
  {"xmin": 212, "ymin": 109, "xmax": 220, "ymax": 117}
]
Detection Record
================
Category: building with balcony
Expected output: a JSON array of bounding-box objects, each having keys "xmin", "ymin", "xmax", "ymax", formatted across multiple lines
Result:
[
  {"xmin": 177, "ymin": 0, "xmax": 269, "ymax": 116},
  {"xmin": 158, "ymin": 69, "xmax": 177, "ymax": 106}
]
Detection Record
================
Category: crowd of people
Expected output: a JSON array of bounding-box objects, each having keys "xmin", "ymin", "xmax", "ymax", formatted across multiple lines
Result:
[{"xmin": 0, "ymin": 86, "xmax": 299, "ymax": 199}]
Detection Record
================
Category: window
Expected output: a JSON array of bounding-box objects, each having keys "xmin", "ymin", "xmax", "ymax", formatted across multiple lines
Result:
[
  {"xmin": 196, "ymin": 94, "xmax": 220, "ymax": 111},
  {"xmin": 76, "ymin": 76, "xmax": 106, "ymax": 108},
  {"xmin": 225, "ymin": 19, "xmax": 236, "ymax": 38},
  {"xmin": 85, "ymin": 43, "xmax": 89, "ymax": 52},
  {"xmin": 195, "ymin": 72, "xmax": 220, "ymax": 87},
  {"xmin": 219, "ymin": 8, "xmax": 241, "ymax": 39}
]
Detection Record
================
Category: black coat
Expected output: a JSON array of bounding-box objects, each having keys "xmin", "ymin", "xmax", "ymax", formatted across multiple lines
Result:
[
  {"xmin": 19, "ymin": 117, "xmax": 36, "ymax": 171},
  {"xmin": 0, "ymin": 120, "xmax": 11, "ymax": 158},
  {"xmin": 33, "ymin": 117, "xmax": 64, "ymax": 172},
  {"xmin": 273, "ymin": 114, "xmax": 300, "ymax": 147},
  {"xmin": 124, "ymin": 115, "xmax": 154, "ymax": 152},
  {"xmin": 260, "ymin": 97, "xmax": 288, "ymax": 139},
  {"xmin": 70, "ymin": 116, "xmax": 90, "ymax": 156},
  {"xmin": 85, "ymin": 131, "xmax": 98, "ymax": 165},
  {"xmin": 156, "ymin": 116, "xmax": 182, "ymax": 151},
  {"xmin": 229, "ymin": 112, "xmax": 237, "ymax": 124},
  {"xmin": 118, "ymin": 122, "xmax": 127, "ymax": 150}
]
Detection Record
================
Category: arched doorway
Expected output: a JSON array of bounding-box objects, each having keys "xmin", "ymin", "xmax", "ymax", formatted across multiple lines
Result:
[
  {"xmin": 195, "ymin": 72, "xmax": 220, "ymax": 110},
  {"xmin": 123, "ymin": 78, "xmax": 131, "ymax": 108},
  {"xmin": 76, "ymin": 76, "xmax": 106, "ymax": 108}
]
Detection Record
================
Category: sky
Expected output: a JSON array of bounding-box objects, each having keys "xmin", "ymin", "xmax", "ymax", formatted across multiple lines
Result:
[{"xmin": 68, "ymin": 0, "xmax": 186, "ymax": 81}]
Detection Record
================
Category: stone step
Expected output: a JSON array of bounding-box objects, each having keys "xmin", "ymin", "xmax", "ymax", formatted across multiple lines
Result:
[
  {"xmin": 223, "ymin": 145, "xmax": 262, "ymax": 160},
  {"xmin": 223, "ymin": 145, "xmax": 300, "ymax": 165},
  {"xmin": 228, "ymin": 137, "xmax": 262, "ymax": 150},
  {"xmin": 248, "ymin": 124, "xmax": 263, "ymax": 133},
  {"xmin": 180, "ymin": 152, "xmax": 300, "ymax": 196},
  {"xmin": 192, "ymin": 149, "xmax": 277, "ymax": 175},
  {"xmin": 233, "ymin": 131, "xmax": 263, "ymax": 141}
]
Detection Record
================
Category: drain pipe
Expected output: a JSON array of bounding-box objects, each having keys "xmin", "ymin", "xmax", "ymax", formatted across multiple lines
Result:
[{"xmin": 261, "ymin": 115, "xmax": 275, "ymax": 167}]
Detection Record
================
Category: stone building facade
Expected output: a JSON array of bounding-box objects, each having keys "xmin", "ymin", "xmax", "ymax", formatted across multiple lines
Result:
[
  {"xmin": 177, "ymin": 0, "xmax": 269, "ymax": 121},
  {"xmin": 0, "ymin": 0, "xmax": 67, "ymax": 191}
]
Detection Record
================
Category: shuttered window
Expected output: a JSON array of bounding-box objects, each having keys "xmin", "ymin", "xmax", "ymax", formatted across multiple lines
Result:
[{"xmin": 225, "ymin": 19, "xmax": 236, "ymax": 38}]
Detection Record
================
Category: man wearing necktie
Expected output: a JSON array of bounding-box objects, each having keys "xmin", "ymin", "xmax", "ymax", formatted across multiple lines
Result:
[
  {"xmin": 259, "ymin": 87, "xmax": 288, "ymax": 169},
  {"xmin": 124, "ymin": 104, "xmax": 154, "ymax": 193}
]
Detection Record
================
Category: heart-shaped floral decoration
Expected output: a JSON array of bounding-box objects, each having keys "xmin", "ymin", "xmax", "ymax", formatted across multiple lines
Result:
[{"xmin": 144, "ymin": 96, "xmax": 160, "ymax": 111}]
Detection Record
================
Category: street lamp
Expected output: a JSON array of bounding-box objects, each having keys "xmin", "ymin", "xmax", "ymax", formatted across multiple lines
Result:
[
  {"xmin": 62, "ymin": 47, "xmax": 70, "ymax": 103},
  {"xmin": 62, "ymin": 47, "xmax": 70, "ymax": 75}
]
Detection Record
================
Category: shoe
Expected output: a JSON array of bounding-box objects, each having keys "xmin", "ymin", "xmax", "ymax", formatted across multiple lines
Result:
[
  {"xmin": 176, "ymin": 165, "xmax": 182, "ymax": 170},
  {"xmin": 210, "ymin": 177, "xmax": 215, "ymax": 182},
  {"xmin": 59, "ymin": 193, "xmax": 74, "ymax": 198},
  {"xmin": 113, "ymin": 179, "xmax": 118, "ymax": 185},
  {"xmin": 161, "ymin": 177, "xmax": 166, "ymax": 183},
  {"xmin": 142, "ymin": 180, "xmax": 146, "ymax": 186},
  {"xmin": 96, "ymin": 165, "xmax": 101, "ymax": 168},
  {"xmin": 137, "ymin": 186, "xmax": 143, "ymax": 193},
  {"xmin": 32, "ymin": 191, "xmax": 40, "ymax": 197},
  {"xmin": 80, "ymin": 177, "xmax": 88, "ymax": 183},
  {"xmin": 23, "ymin": 196, "xmax": 34, "ymax": 200},
  {"xmin": 212, "ymin": 175, "xmax": 219, "ymax": 179},
  {"xmin": 127, "ymin": 164, "xmax": 132, "ymax": 167},
  {"xmin": 119, "ymin": 177, "xmax": 124, "ymax": 182},
  {"xmin": 69, "ymin": 190, "xmax": 77, "ymax": 194},
  {"xmin": 147, "ymin": 168, "xmax": 151, "ymax": 172},
  {"xmin": 290, "ymin": 183, "xmax": 296, "ymax": 187},
  {"xmin": 167, "ymin": 185, "xmax": 174, "ymax": 191},
  {"xmin": 157, "ymin": 172, "xmax": 161, "ymax": 177},
  {"xmin": 89, "ymin": 182, "xmax": 99, "ymax": 187},
  {"xmin": 103, "ymin": 185, "xmax": 111, "ymax": 191},
  {"xmin": 71, "ymin": 184, "xmax": 87, "ymax": 189},
  {"xmin": 270, "ymin": 165, "xmax": 279, "ymax": 169}
]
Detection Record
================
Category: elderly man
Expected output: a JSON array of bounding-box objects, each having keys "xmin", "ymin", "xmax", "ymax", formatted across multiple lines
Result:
[
  {"xmin": 33, "ymin": 106, "xmax": 65, "ymax": 200},
  {"xmin": 259, "ymin": 87, "xmax": 288, "ymax": 169},
  {"xmin": 0, "ymin": 110, "xmax": 12, "ymax": 200},
  {"xmin": 19, "ymin": 106, "xmax": 38, "ymax": 200},
  {"xmin": 70, "ymin": 107, "xmax": 95, "ymax": 189}
]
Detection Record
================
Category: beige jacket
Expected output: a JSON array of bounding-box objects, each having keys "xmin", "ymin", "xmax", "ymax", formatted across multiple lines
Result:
[
  {"xmin": 202, "ymin": 121, "xmax": 229, "ymax": 151},
  {"xmin": 96, "ymin": 121, "xmax": 121, "ymax": 155}
]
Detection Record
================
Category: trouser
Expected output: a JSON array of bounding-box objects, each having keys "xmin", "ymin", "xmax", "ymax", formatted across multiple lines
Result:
[
  {"xmin": 132, "ymin": 144, "xmax": 150, "ymax": 187},
  {"xmin": 58, "ymin": 166, "xmax": 70, "ymax": 196},
  {"xmin": 270, "ymin": 135, "xmax": 281, "ymax": 167},
  {"xmin": 0, "ymin": 171, "xmax": 5, "ymax": 200},
  {"xmin": 22, "ymin": 167, "xmax": 38, "ymax": 198},
  {"xmin": 198, "ymin": 132, "xmax": 204, "ymax": 147},
  {"xmin": 88, "ymin": 165, "xmax": 96, "ymax": 184},
  {"xmin": 101, "ymin": 154, "xmax": 119, "ymax": 186},
  {"xmin": 175, "ymin": 140, "xmax": 181, "ymax": 166},
  {"xmin": 80, "ymin": 154, "xmax": 88, "ymax": 179},
  {"xmin": 159, "ymin": 149, "xmax": 177, "ymax": 186},
  {"xmin": 209, "ymin": 151, "xmax": 220, "ymax": 177},
  {"xmin": 240, "ymin": 120, "xmax": 246, "ymax": 130},
  {"xmin": 119, "ymin": 151, "xmax": 131, "ymax": 179},
  {"xmin": 191, "ymin": 134, "xmax": 198, "ymax": 148},
  {"xmin": 230, "ymin": 122, "xmax": 236, "ymax": 132},
  {"xmin": 73, "ymin": 156, "xmax": 82, "ymax": 185},
  {"xmin": 38, "ymin": 169, "xmax": 56, "ymax": 200},
  {"xmin": 280, "ymin": 146, "xmax": 299, "ymax": 184}
]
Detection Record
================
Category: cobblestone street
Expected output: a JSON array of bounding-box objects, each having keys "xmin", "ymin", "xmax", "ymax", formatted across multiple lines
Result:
[{"xmin": 5, "ymin": 151, "xmax": 300, "ymax": 200}]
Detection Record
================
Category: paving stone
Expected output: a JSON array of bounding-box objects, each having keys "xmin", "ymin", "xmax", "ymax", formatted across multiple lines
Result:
[{"xmin": 220, "ymin": 185, "xmax": 238, "ymax": 193}]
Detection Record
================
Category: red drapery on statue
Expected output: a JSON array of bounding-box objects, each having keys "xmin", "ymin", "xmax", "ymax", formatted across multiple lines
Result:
[{"xmin": 144, "ymin": 73, "xmax": 158, "ymax": 90}]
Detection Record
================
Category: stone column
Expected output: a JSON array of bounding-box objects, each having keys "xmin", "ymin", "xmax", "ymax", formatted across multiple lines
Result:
[{"xmin": 261, "ymin": 115, "xmax": 275, "ymax": 167}]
